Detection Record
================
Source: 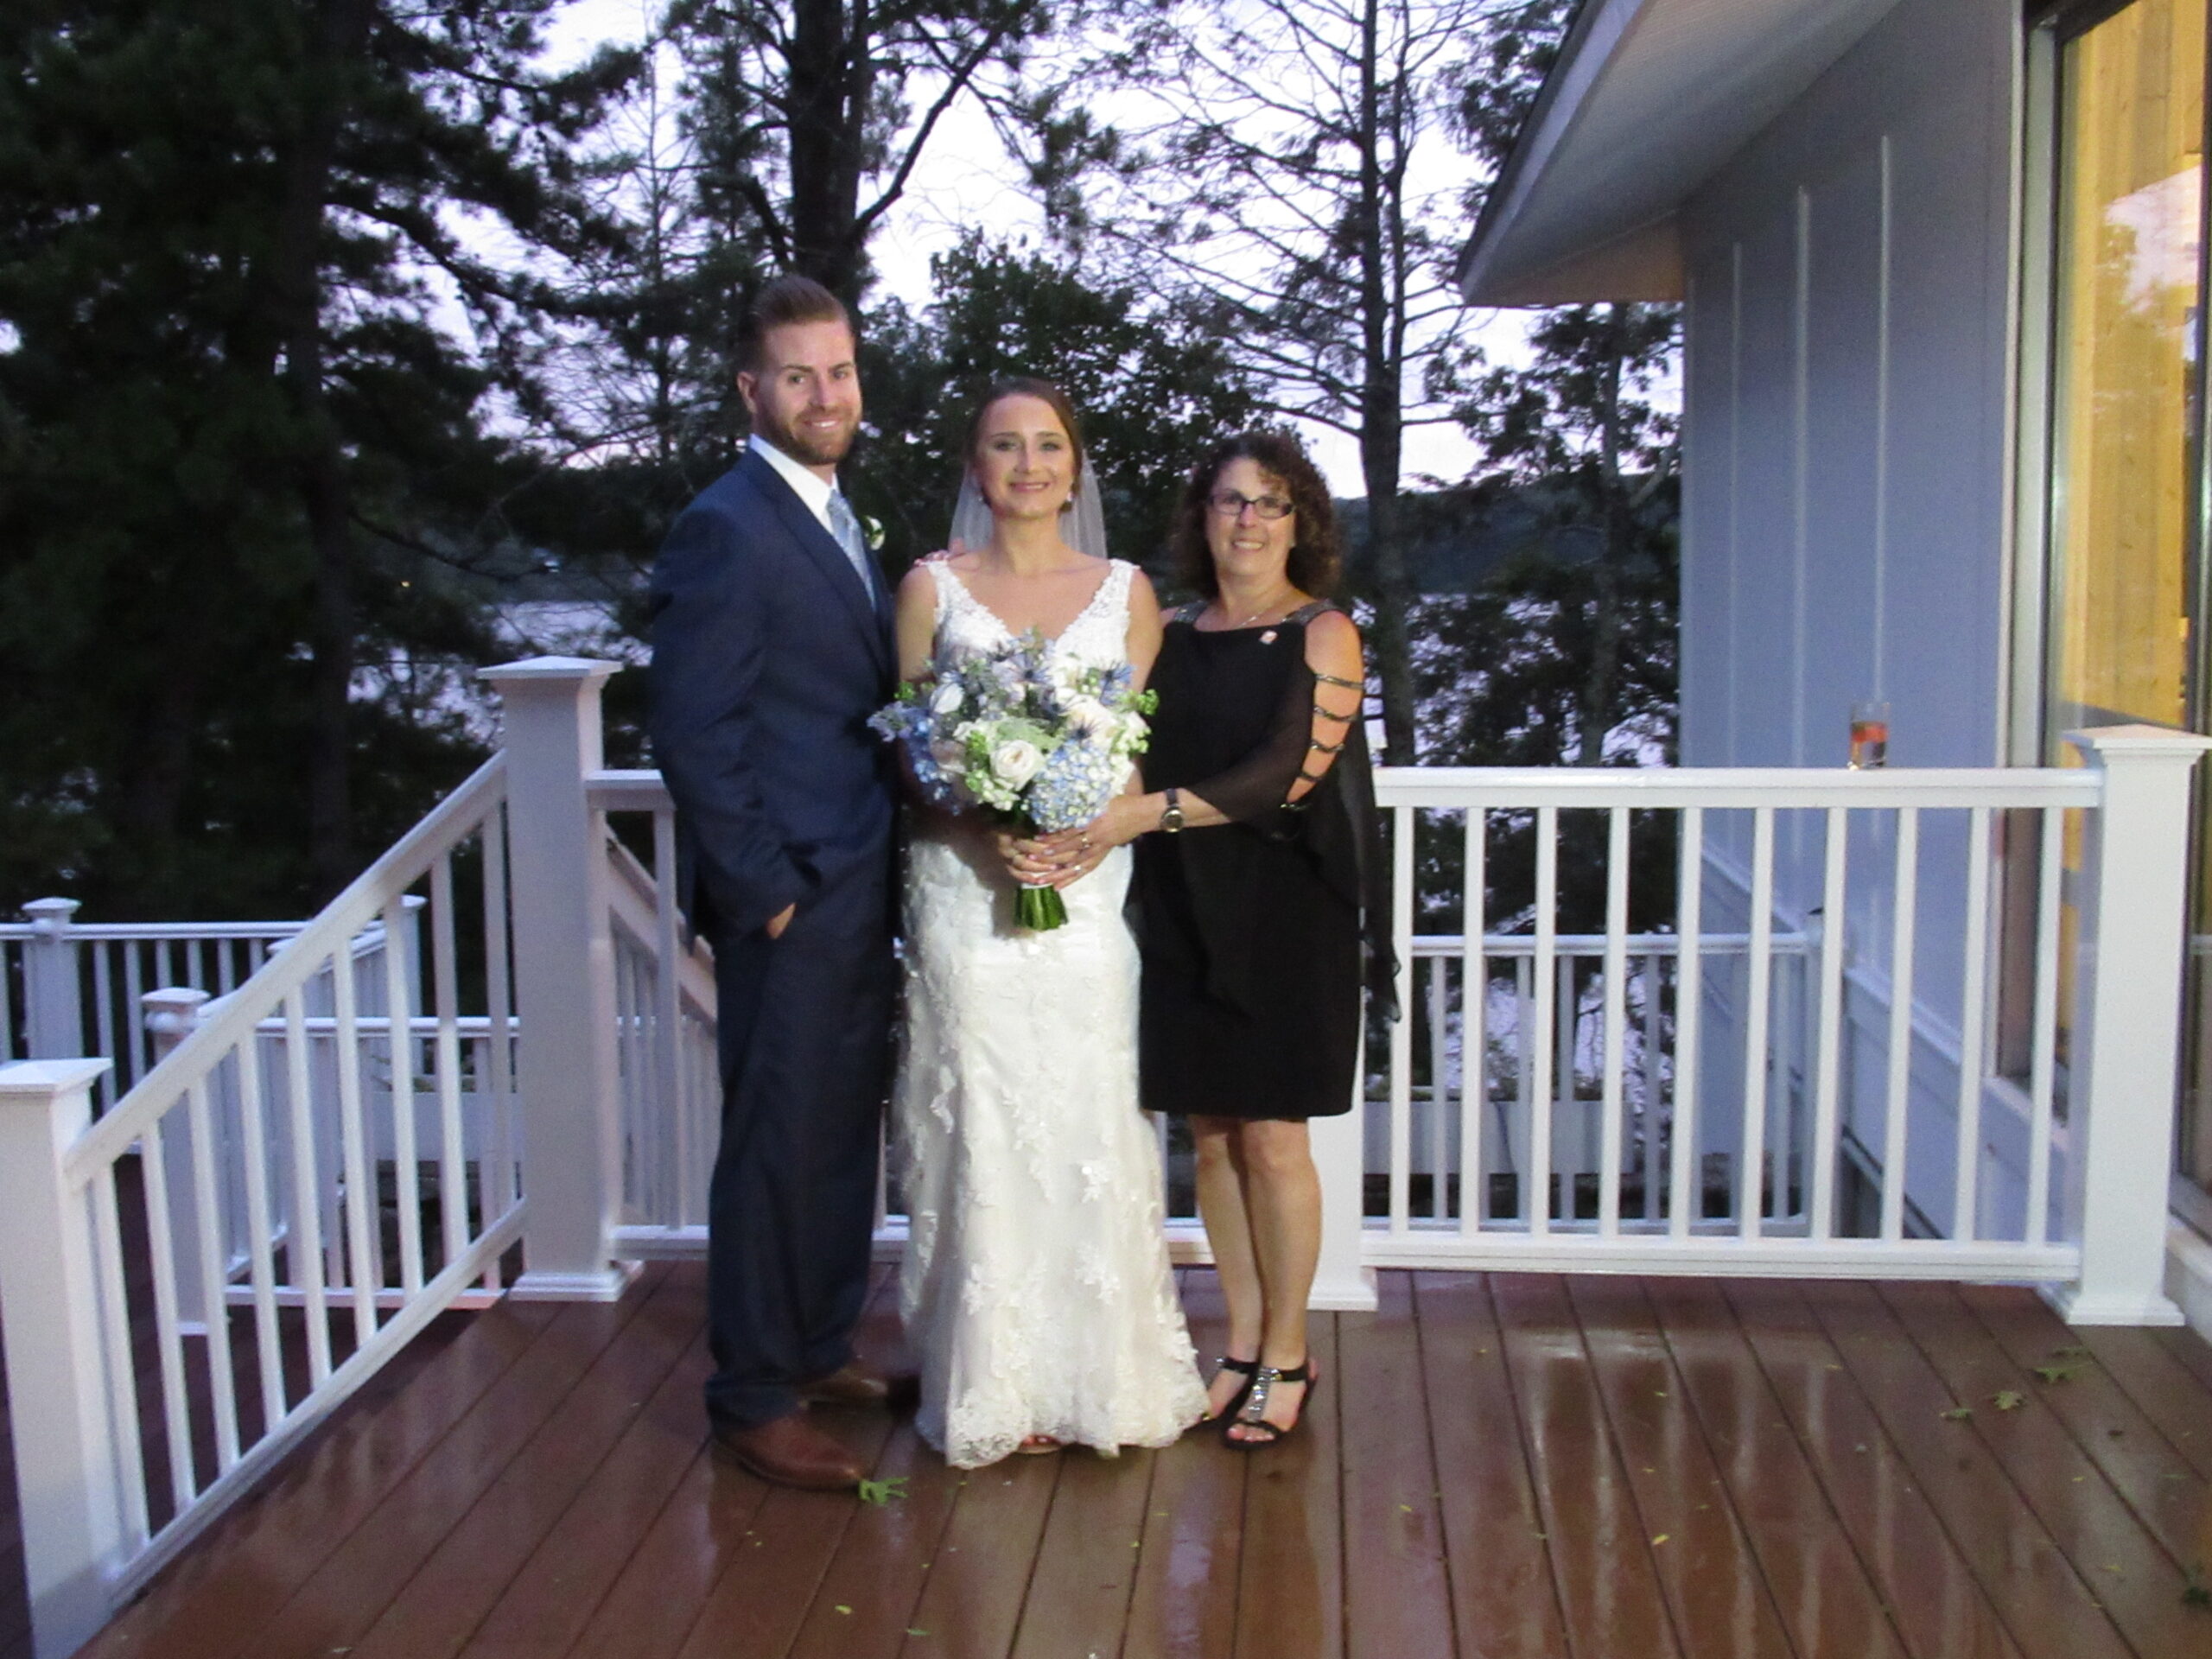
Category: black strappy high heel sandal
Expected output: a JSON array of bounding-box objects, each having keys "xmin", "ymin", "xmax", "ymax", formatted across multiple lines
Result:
[
  {"xmin": 1222, "ymin": 1359, "xmax": 1316, "ymax": 1449},
  {"xmin": 1201, "ymin": 1354, "xmax": 1259, "ymax": 1427}
]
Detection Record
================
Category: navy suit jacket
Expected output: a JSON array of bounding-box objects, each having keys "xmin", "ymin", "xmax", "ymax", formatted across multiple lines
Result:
[{"xmin": 647, "ymin": 448, "xmax": 897, "ymax": 942}]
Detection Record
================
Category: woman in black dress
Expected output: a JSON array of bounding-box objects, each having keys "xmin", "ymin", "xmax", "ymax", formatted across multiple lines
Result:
[{"xmin": 1015, "ymin": 431, "xmax": 1389, "ymax": 1447}]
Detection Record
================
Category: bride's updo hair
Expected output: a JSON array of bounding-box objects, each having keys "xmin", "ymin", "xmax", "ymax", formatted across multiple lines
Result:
[
  {"xmin": 966, "ymin": 377, "xmax": 1088, "ymax": 487},
  {"xmin": 1171, "ymin": 430, "xmax": 1341, "ymax": 600}
]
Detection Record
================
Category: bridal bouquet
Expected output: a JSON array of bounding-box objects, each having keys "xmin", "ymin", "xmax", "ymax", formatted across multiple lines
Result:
[{"xmin": 870, "ymin": 634, "xmax": 1155, "ymax": 931}]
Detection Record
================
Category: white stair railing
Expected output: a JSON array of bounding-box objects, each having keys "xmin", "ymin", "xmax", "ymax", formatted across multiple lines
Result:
[{"xmin": 0, "ymin": 754, "xmax": 521, "ymax": 1658}]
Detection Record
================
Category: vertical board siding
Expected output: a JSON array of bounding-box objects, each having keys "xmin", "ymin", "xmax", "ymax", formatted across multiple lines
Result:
[{"xmin": 1678, "ymin": 0, "xmax": 2021, "ymax": 1262}]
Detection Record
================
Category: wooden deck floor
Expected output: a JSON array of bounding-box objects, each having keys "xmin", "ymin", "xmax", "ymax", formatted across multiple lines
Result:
[{"xmin": 10, "ymin": 1262, "xmax": 2212, "ymax": 1659}]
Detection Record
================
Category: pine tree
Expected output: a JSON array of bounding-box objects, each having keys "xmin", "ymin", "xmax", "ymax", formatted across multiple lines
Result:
[{"xmin": 0, "ymin": 0, "xmax": 629, "ymax": 911}]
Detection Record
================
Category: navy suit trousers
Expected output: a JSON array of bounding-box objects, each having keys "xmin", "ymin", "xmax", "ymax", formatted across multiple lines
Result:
[{"xmin": 702, "ymin": 861, "xmax": 896, "ymax": 1428}]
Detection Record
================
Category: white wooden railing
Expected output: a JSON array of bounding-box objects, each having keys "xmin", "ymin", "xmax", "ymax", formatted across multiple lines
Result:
[
  {"xmin": 4, "ymin": 655, "xmax": 2206, "ymax": 1659},
  {"xmin": 0, "ymin": 756, "xmax": 522, "ymax": 1657},
  {"xmin": 0, "ymin": 899, "xmax": 428, "ymax": 1110},
  {"xmin": 486, "ymin": 660, "xmax": 2201, "ymax": 1330}
]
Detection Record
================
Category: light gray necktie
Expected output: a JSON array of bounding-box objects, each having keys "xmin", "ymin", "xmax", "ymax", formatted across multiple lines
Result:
[{"xmin": 826, "ymin": 490, "xmax": 877, "ymax": 602}]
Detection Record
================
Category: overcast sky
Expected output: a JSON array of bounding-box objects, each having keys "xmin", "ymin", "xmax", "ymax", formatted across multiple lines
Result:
[{"xmin": 540, "ymin": 0, "xmax": 1497, "ymax": 496}]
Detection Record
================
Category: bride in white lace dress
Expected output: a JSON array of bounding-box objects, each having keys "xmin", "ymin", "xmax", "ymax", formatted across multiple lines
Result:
[{"xmin": 891, "ymin": 379, "xmax": 1207, "ymax": 1467}]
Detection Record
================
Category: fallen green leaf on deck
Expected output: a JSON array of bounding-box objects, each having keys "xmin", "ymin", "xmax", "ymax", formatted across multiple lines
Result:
[
  {"xmin": 856, "ymin": 1476, "xmax": 909, "ymax": 1506},
  {"xmin": 1993, "ymin": 1389, "xmax": 2025, "ymax": 1411},
  {"xmin": 2031, "ymin": 1364, "xmax": 2077, "ymax": 1384},
  {"xmin": 1941, "ymin": 1406, "xmax": 1974, "ymax": 1421}
]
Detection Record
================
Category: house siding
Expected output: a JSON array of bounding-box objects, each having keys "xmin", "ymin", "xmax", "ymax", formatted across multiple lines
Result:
[
  {"xmin": 1680, "ymin": 0, "xmax": 2018, "ymax": 779},
  {"xmin": 1674, "ymin": 0, "xmax": 2027, "ymax": 1237}
]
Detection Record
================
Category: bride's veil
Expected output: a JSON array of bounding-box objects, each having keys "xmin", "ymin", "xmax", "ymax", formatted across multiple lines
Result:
[{"xmin": 948, "ymin": 467, "xmax": 1112, "ymax": 561}]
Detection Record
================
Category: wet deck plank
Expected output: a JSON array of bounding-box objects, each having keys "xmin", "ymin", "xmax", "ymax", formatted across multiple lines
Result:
[
  {"xmin": 1411, "ymin": 1273, "xmax": 1569, "ymax": 1659},
  {"xmin": 8, "ymin": 1266, "xmax": 2210, "ymax": 1659},
  {"xmin": 1643, "ymin": 1278, "xmax": 1910, "ymax": 1659}
]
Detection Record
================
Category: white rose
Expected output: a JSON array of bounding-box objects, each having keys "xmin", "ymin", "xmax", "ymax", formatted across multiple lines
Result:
[
  {"xmin": 1061, "ymin": 696, "xmax": 1112, "ymax": 736},
  {"xmin": 990, "ymin": 739, "xmax": 1045, "ymax": 789},
  {"xmin": 929, "ymin": 737, "xmax": 966, "ymax": 772},
  {"xmin": 929, "ymin": 681, "xmax": 965, "ymax": 716}
]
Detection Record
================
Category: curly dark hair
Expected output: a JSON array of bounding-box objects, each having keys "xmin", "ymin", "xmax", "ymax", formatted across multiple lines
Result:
[{"xmin": 1168, "ymin": 430, "xmax": 1341, "ymax": 600}]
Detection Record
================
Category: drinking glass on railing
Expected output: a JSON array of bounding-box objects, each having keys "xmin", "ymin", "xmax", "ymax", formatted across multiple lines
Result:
[{"xmin": 1848, "ymin": 700, "xmax": 1890, "ymax": 769}]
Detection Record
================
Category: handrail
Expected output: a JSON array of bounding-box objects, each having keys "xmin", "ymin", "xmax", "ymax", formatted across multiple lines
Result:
[
  {"xmin": 1374, "ymin": 764, "xmax": 2101, "ymax": 808},
  {"xmin": 586, "ymin": 768, "xmax": 671, "ymax": 811},
  {"xmin": 0, "ymin": 920, "xmax": 308, "ymax": 940}
]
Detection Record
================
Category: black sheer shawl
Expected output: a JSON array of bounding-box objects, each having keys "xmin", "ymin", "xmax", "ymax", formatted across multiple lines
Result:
[{"xmin": 1167, "ymin": 601, "xmax": 1399, "ymax": 1021}]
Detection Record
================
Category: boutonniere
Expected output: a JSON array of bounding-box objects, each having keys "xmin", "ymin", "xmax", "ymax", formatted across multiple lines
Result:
[{"xmin": 862, "ymin": 513, "xmax": 887, "ymax": 552}]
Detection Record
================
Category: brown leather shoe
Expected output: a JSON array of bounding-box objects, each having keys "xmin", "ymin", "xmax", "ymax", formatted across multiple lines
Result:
[
  {"xmin": 799, "ymin": 1361, "xmax": 921, "ymax": 1411},
  {"xmin": 708, "ymin": 1411, "xmax": 865, "ymax": 1491}
]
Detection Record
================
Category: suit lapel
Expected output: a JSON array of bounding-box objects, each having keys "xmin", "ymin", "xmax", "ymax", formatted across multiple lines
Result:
[{"xmin": 739, "ymin": 449, "xmax": 891, "ymax": 675}]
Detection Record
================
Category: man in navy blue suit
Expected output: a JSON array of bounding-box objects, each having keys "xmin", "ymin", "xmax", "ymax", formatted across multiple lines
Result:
[{"xmin": 648, "ymin": 276, "xmax": 902, "ymax": 1491}]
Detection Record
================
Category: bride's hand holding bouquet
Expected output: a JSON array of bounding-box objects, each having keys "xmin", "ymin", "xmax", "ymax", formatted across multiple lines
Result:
[{"xmin": 871, "ymin": 632, "xmax": 1154, "ymax": 930}]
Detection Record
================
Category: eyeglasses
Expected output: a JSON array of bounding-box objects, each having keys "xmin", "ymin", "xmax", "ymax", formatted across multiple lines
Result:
[{"xmin": 1207, "ymin": 490, "xmax": 1294, "ymax": 520}]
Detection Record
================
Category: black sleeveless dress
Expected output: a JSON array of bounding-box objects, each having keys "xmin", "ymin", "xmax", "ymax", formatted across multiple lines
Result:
[{"xmin": 1135, "ymin": 602, "xmax": 1392, "ymax": 1121}]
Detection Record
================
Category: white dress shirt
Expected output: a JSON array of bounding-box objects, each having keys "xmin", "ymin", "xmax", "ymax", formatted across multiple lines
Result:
[{"xmin": 747, "ymin": 433, "xmax": 837, "ymax": 536}]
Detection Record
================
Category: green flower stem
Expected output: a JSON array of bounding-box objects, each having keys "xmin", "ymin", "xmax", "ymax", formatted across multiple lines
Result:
[{"xmin": 1016, "ymin": 884, "xmax": 1068, "ymax": 931}]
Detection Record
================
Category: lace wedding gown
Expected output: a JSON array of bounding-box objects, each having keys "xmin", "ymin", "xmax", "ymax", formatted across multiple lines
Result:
[{"xmin": 895, "ymin": 559, "xmax": 1208, "ymax": 1468}]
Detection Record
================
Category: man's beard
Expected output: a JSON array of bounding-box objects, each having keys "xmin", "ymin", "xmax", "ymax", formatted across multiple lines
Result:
[{"xmin": 758, "ymin": 403, "xmax": 856, "ymax": 467}]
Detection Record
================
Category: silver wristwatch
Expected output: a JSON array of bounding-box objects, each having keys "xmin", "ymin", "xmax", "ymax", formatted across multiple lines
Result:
[{"xmin": 1160, "ymin": 787, "xmax": 1185, "ymax": 834}]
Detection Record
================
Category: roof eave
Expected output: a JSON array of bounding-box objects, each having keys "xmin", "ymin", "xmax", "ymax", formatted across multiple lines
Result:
[
  {"xmin": 1466, "ymin": 213, "xmax": 1685, "ymax": 306},
  {"xmin": 1456, "ymin": 0, "xmax": 1645, "ymax": 306}
]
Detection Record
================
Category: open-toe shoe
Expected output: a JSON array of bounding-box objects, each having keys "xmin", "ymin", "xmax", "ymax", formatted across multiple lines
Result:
[{"xmin": 1222, "ymin": 1358, "xmax": 1317, "ymax": 1450}]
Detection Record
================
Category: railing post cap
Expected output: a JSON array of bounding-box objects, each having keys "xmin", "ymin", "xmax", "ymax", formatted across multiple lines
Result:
[
  {"xmin": 478, "ymin": 657, "xmax": 622, "ymax": 687},
  {"xmin": 141, "ymin": 986, "xmax": 212, "ymax": 1043},
  {"xmin": 2064, "ymin": 724, "xmax": 2212, "ymax": 760},
  {"xmin": 0, "ymin": 1058, "xmax": 111, "ymax": 1097},
  {"xmin": 21, "ymin": 896, "xmax": 80, "ymax": 926}
]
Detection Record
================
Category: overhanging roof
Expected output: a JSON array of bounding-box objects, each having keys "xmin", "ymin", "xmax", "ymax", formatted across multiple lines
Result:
[{"xmin": 1459, "ymin": 0, "xmax": 1907, "ymax": 305}]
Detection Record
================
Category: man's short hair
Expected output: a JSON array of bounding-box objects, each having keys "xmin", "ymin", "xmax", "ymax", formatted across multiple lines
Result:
[{"xmin": 736, "ymin": 275, "xmax": 852, "ymax": 377}]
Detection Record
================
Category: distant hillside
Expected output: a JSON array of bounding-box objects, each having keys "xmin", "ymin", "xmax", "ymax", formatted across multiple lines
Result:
[{"xmin": 1339, "ymin": 478, "xmax": 1672, "ymax": 595}]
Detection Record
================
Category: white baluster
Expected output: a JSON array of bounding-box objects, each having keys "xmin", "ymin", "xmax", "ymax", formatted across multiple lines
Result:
[
  {"xmin": 143, "ymin": 988, "xmax": 214, "ymax": 1332},
  {"xmin": 1459, "ymin": 810, "xmax": 1486, "ymax": 1235},
  {"xmin": 1599, "ymin": 807, "xmax": 1630, "ymax": 1235},
  {"xmin": 1530, "ymin": 807, "xmax": 1558, "ymax": 1235},
  {"xmin": 1387, "ymin": 805, "xmax": 1414, "ymax": 1234},
  {"xmin": 1670, "ymin": 808, "xmax": 1704, "ymax": 1237},
  {"xmin": 1808, "ymin": 808, "xmax": 1848, "ymax": 1240},
  {"xmin": 1879, "ymin": 809, "xmax": 1919, "ymax": 1243}
]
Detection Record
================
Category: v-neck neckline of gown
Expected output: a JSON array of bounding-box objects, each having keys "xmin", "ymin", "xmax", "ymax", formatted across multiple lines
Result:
[{"xmin": 940, "ymin": 559, "xmax": 1118, "ymax": 648}]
